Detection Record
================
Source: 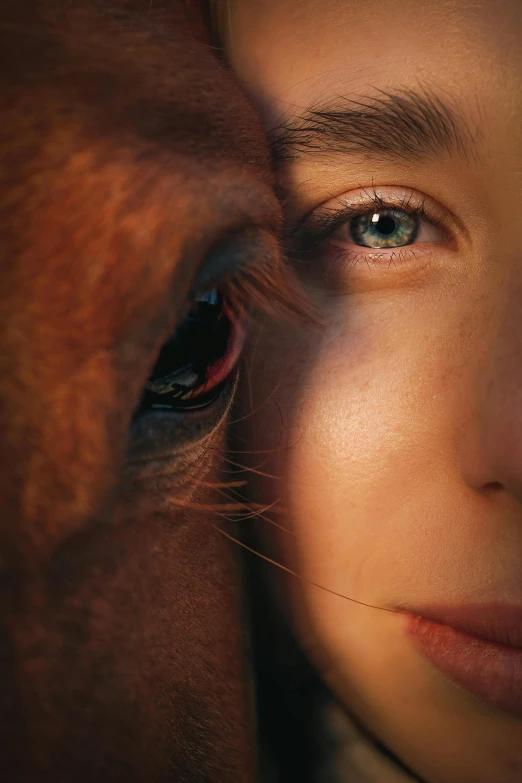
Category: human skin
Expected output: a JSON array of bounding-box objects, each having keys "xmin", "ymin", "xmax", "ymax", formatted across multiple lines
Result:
[{"xmin": 223, "ymin": 1, "xmax": 522, "ymax": 781}]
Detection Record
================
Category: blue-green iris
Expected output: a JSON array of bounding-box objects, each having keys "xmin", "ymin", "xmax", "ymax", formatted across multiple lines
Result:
[{"xmin": 351, "ymin": 209, "xmax": 418, "ymax": 248}]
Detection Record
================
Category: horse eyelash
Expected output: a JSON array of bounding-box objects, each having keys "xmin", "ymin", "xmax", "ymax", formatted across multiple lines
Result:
[{"xmin": 213, "ymin": 248, "xmax": 321, "ymax": 328}]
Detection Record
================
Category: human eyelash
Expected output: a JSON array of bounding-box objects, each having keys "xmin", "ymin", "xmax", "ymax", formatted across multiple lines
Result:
[{"xmin": 285, "ymin": 185, "xmax": 448, "ymax": 263}]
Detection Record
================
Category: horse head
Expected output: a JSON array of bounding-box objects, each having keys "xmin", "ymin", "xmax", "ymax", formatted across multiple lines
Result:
[{"xmin": 0, "ymin": 2, "xmax": 304, "ymax": 779}]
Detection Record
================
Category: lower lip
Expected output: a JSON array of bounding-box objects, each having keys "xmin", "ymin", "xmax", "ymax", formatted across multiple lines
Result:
[{"xmin": 405, "ymin": 614, "xmax": 522, "ymax": 715}]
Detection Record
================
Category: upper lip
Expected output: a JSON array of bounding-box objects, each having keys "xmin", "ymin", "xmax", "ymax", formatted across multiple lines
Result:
[{"xmin": 403, "ymin": 603, "xmax": 522, "ymax": 649}]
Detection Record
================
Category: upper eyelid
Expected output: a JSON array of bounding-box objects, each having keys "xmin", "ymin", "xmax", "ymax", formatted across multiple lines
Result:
[
  {"xmin": 310, "ymin": 186, "xmax": 448, "ymax": 229},
  {"xmin": 285, "ymin": 186, "xmax": 463, "ymax": 258}
]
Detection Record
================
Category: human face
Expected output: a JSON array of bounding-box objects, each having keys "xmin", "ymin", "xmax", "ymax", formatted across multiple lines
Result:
[{"xmin": 225, "ymin": 1, "xmax": 522, "ymax": 781}]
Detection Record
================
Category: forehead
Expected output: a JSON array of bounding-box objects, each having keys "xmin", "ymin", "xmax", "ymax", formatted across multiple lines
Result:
[{"xmin": 227, "ymin": 0, "xmax": 522, "ymax": 133}]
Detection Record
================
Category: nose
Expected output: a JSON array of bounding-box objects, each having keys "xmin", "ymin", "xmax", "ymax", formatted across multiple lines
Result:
[{"xmin": 459, "ymin": 275, "xmax": 522, "ymax": 500}]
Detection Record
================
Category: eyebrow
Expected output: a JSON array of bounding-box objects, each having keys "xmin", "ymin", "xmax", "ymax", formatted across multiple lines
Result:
[{"xmin": 269, "ymin": 86, "xmax": 479, "ymax": 166}]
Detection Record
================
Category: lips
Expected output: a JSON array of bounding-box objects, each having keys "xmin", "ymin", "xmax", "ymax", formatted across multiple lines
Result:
[{"xmin": 403, "ymin": 604, "xmax": 522, "ymax": 715}]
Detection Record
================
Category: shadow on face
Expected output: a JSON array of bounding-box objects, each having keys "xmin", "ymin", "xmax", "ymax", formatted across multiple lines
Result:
[
  {"xmin": 0, "ymin": 2, "xmax": 310, "ymax": 780},
  {"xmin": 225, "ymin": 1, "xmax": 522, "ymax": 782}
]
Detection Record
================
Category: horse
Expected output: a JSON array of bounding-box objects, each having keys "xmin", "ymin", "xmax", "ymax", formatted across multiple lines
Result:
[{"xmin": 0, "ymin": 2, "xmax": 307, "ymax": 780}]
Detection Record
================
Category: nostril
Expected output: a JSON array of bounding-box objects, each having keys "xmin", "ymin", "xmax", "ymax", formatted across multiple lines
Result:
[{"xmin": 482, "ymin": 481, "xmax": 504, "ymax": 493}]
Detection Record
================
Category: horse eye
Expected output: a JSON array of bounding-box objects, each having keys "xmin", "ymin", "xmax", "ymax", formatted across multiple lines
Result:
[{"xmin": 135, "ymin": 290, "xmax": 244, "ymax": 417}]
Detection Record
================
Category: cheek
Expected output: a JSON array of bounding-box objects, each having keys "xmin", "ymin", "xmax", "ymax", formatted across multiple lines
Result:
[{"xmin": 240, "ymin": 297, "xmax": 472, "ymax": 605}]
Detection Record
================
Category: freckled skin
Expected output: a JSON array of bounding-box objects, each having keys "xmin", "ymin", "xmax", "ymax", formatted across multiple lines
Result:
[{"xmin": 226, "ymin": 1, "xmax": 522, "ymax": 781}]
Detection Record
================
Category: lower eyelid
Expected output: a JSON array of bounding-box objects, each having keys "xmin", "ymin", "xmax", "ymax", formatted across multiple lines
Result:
[
  {"xmin": 330, "ymin": 242, "xmax": 429, "ymax": 263},
  {"xmin": 321, "ymin": 241, "xmax": 436, "ymax": 282},
  {"xmin": 293, "ymin": 236, "xmax": 456, "ymax": 296}
]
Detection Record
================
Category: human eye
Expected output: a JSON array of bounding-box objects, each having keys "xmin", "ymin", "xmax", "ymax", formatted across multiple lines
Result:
[{"xmin": 286, "ymin": 185, "xmax": 456, "ymax": 288}]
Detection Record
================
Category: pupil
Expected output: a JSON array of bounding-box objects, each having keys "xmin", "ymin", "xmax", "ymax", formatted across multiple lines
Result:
[{"xmin": 375, "ymin": 215, "xmax": 396, "ymax": 236}]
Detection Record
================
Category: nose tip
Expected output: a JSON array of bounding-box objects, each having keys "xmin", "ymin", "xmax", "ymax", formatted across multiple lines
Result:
[{"xmin": 459, "ymin": 380, "xmax": 522, "ymax": 502}]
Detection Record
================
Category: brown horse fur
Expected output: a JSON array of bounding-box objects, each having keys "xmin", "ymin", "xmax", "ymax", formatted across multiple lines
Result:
[{"xmin": 0, "ymin": 2, "xmax": 307, "ymax": 780}]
